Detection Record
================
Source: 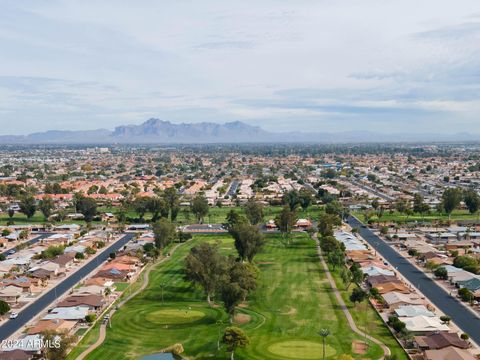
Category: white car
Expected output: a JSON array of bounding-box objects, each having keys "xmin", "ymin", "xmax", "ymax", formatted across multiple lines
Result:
[{"xmin": 9, "ymin": 312, "xmax": 18, "ymax": 319}]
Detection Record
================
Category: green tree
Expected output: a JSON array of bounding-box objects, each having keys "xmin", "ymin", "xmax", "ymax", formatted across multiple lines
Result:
[
  {"xmin": 133, "ymin": 196, "xmax": 150, "ymax": 220},
  {"xmin": 275, "ymin": 206, "xmax": 297, "ymax": 244},
  {"xmin": 220, "ymin": 282, "xmax": 246, "ymax": 321},
  {"xmin": 243, "ymin": 198, "xmax": 264, "ymax": 225},
  {"xmin": 191, "ymin": 194, "xmax": 209, "ymax": 223},
  {"xmin": 442, "ymin": 188, "xmax": 463, "ymax": 218},
  {"xmin": 434, "ymin": 267, "xmax": 448, "ymax": 280},
  {"xmin": 464, "ymin": 190, "xmax": 480, "ymax": 216},
  {"xmin": 349, "ymin": 287, "xmax": 367, "ymax": 308},
  {"xmin": 152, "ymin": 218, "xmax": 177, "ymax": 252},
  {"xmin": 318, "ymin": 213, "xmax": 341, "ymax": 237},
  {"xmin": 325, "ymin": 201, "xmax": 343, "ymax": 218},
  {"xmin": 41, "ymin": 330, "xmax": 77, "ymax": 360},
  {"xmin": 0, "ymin": 300, "xmax": 10, "ymax": 315},
  {"xmin": 229, "ymin": 222, "xmax": 264, "ymax": 262},
  {"xmin": 222, "ymin": 327, "xmax": 249, "ymax": 360},
  {"xmin": 76, "ymin": 196, "xmax": 97, "ymax": 222},
  {"xmin": 185, "ymin": 242, "xmax": 228, "ymax": 305},
  {"xmin": 39, "ymin": 196, "xmax": 55, "ymax": 220},
  {"xmin": 147, "ymin": 197, "xmax": 169, "ymax": 221},
  {"xmin": 282, "ymin": 190, "xmax": 300, "ymax": 211},
  {"xmin": 459, "ymin": 287, "xmax": 474, "ymax": 303},
  {"xmin": 19, "ymin": 195, "xmax": 36, "ymax": 219},
  {"xmin": 298, "ymin": 188, "xmax": 314, "ymax": 211}
]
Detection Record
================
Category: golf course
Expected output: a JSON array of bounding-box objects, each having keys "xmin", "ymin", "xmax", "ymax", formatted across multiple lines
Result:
[{"xmin": 73, "ymin": 233, "xmax": 405, "ymax": 359}]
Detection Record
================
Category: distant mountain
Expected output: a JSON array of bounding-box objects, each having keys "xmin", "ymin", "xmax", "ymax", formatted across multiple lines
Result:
[{"xmin": 0, "ymin": 118, "xmax": 478, "ymax": 144}]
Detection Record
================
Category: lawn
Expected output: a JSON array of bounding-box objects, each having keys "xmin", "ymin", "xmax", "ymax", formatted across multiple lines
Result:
[
  {"xmin": 1, "ymin": 205, "xmax": 323, "ymax": 227},
  {"xmin": 329, "ymin": 268, "xmax": 408, "ymax": 360},
  {"xmin": 353, "ymin": 209, "xmax": 480, "ymax": 224},
  {"xmin": 76, "ymin": 233, "xmax": 392, "ymax": 360},
  {"xmin": 114, "ymin": 282, "xmax": 129, "ymax": 292}
]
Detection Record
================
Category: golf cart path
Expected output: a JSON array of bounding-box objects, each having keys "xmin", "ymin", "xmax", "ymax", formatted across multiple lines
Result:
[
  {"xmin": 315, "ymin": 238, "xmax": 391, "ymax": 360},
  {"xmin": 76, "ymin": 243, "xmax": 183, "ymax": 360}
]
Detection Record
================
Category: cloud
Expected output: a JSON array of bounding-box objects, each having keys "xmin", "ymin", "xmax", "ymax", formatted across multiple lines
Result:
[{"xmin": 0, "ymin": 1, "xmax": 480, "ymax": 135}]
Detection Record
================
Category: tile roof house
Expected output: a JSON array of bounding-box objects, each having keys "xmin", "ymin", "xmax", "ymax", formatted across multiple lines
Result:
[
  {"xmin": 0, "ymin": 285, "xmax": 23, "ymax": 304},
  {"xmin": 414, "ymin": 332, "xmax": 470, "ymax": 350},
  {"xmin": 424, "ymin": 346, "xmax": 476, "ymax": 360},
  {"xmin": 375, "ymin": 282, "xmax": 411, "ymax": 295},
  {"xmin": 382, "ymin": 291, "xmax": 424, "ymax": 309},
  {"xmin": 0, "ymin": 349, "xmax": 32, "ymax": 360},
  {"xmin": 367, "ymin": 275, "xmax": 401, "ymax": 287},
  {"xmin": 27, "ymin": 319, "xmax": 76, "ymax": 335},
  {"xmin": 56, "ymin": 294, "xmax": 104, "ymax": 310}
]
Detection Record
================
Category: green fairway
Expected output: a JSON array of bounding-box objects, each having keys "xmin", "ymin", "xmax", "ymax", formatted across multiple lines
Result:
[
  {"xmin": 1, "ymin": 205, "xmax": 323, "ymax": 227},
  {"xmin": 77, "ymin": 233, "xmax": 396, "ymax": 360}
]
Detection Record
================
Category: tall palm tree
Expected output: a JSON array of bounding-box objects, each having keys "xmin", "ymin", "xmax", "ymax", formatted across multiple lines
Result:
[{"xmin": 319, "ymin": 328, "xmax": 330, "ymax": 360}]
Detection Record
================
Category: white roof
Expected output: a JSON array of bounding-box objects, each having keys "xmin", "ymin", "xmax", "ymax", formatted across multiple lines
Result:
[
  {"xmin": 362, "ymin": 266, "xmax": 394, "ymax": 277},
  {"xmin": 401, "ymin": 315, "xmax": 450, "ymax": 332},
  {"xmin": 64, "ymin": 245, "xmax": 86, "ymax": 253},
  {"xmin": 382, "ymin": 291, "xmax": 423, "ymax": 306},
  {"xmin": 443, "ymin": 265, "xmax": 462, "ymax": 274},
  {"xmin": 43, "ymin": 306, "xmax": 89, "ymax": 320},
  {"xmin": 394, "ymin": 305, "xmax": 435, "ymax": 318},
  {"xmin": 7, "ymin": 334, "xmax": 44, "ymax": 351},
  {"xmin": 335, "ymin": 231, "xmax": 367, "ymax": 251}
]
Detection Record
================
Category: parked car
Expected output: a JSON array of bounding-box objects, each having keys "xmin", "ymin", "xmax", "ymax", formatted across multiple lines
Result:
[{"xmin": 9, "ymin": 312, "xmax": 18, "ymax": 319}]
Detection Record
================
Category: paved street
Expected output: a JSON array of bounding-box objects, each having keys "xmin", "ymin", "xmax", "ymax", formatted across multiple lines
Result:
[
  {"xmin": 347, "ymin": 216, "xmax": 480, "ymax": 346},
  {"xmin": 1, "ymin": 233, "xmax": 53, "ymax": 257},
  {"xmin": 0, "ymin": 233, "xmax": 135, "ymax": 341}
]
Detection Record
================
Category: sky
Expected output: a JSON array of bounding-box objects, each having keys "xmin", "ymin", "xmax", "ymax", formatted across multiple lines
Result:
[{"xmin": 0, "ymin": 0, "xmax": 480, "ymax": 135}]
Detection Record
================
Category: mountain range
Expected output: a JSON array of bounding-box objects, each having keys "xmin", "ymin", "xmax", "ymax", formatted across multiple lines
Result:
[{"xmin": 0, "ymin": 119, "xmax": 478, "ymax": 144}]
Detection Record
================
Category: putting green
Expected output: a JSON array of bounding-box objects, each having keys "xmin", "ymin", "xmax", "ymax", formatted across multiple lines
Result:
[
  {"xmin": 146, "ymin": 308, "xmax": 206, "ymax": 325},
  {"xmin": 267, "ymin": 340, "xmax": 336, "ymax": 359}
]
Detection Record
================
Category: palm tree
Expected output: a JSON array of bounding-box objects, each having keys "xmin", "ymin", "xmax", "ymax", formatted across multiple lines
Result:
[{"xmin": 319, "ymin": 328, "xmax": 330, "ymax": 360}]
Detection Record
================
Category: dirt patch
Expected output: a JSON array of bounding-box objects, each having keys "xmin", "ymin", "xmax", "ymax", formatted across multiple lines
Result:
[
  {"xmin": 238, "ymin": 303, "xmax": 249, "ymax": 308},
  {"xmin": 281, "ymin": 307, "xmax": 297, "ymax": 316},
  {"xmin": 352, "ymin": 340, "xmax": 368, "ymax": 355},
  {"xmin": 257, "ymin": 261, "xmax": 275, "ymax": 265},
  {"xmin": 234, "ymin": 313, "xmax": 251, "ymax": 324}
]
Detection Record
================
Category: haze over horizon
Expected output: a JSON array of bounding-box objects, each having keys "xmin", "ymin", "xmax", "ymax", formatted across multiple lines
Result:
[{"xmin": 1, "ymin": 1, "xmax": 480, "ymax": 135}]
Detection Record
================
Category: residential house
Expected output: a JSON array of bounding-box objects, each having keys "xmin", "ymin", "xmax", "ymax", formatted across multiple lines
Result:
[
  {"xmin": 56, "ymin": 294, "xmax": 104, "ymax": 311},
  {"xmin": 414, "ymin": 332, "xmax": 470, "ymax": 350},
  {"xmin": 400, "ymin": 315, "xmax": 450, "ymax": 333},
  {"xmin": 424, "ymin": 346, "xmax": 476, "ymax": 360}
]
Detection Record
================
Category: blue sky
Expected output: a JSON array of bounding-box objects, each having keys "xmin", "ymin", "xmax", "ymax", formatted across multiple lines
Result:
[{"xmin": 0, "ymin": 0, "xmax": 479, "ymax": 135}]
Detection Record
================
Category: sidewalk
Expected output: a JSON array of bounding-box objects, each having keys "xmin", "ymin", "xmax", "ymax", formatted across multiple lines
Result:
[{"xmin": 315, "ymin": 236, "xmax": 391, "ymax": 360}]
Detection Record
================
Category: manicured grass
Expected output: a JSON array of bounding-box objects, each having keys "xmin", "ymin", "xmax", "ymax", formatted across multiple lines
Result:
[
  {"xmin": 114, "ymin": 282, "xmax": 129, "ymax": 292},
  {"xmin": 67, "ymin": 324, "xmax": 101, "ymax": 360},
  {"xmin": 109, "ymin": 205, "xmax": 324, "ymax": 225},
  {"xmin": 329, "ymin": 268, "xmax": 408, "ymax": 360},
  {"xmin": 2, "ymin": 205, "xmax": 323, "ymax": 227},
  {"xmin": 353, "ymin": 209, "xmax": 480, "ymax": 224},
  {"xmin": 77, "ymin": 233, "xmax": 393, "ymax": 359}
]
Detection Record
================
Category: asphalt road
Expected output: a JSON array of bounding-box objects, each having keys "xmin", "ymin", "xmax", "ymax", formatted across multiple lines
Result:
[
  {"xmin": 0, "ymin": 232, "xmax": 135, "ymax": 341},
  {"xmin": 347, "ymin": 216, "xmax": 480, "ymax": 345},
  {"xmin": 1, "ymin": 233, "xmax": 53, "ymax": 257}
]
